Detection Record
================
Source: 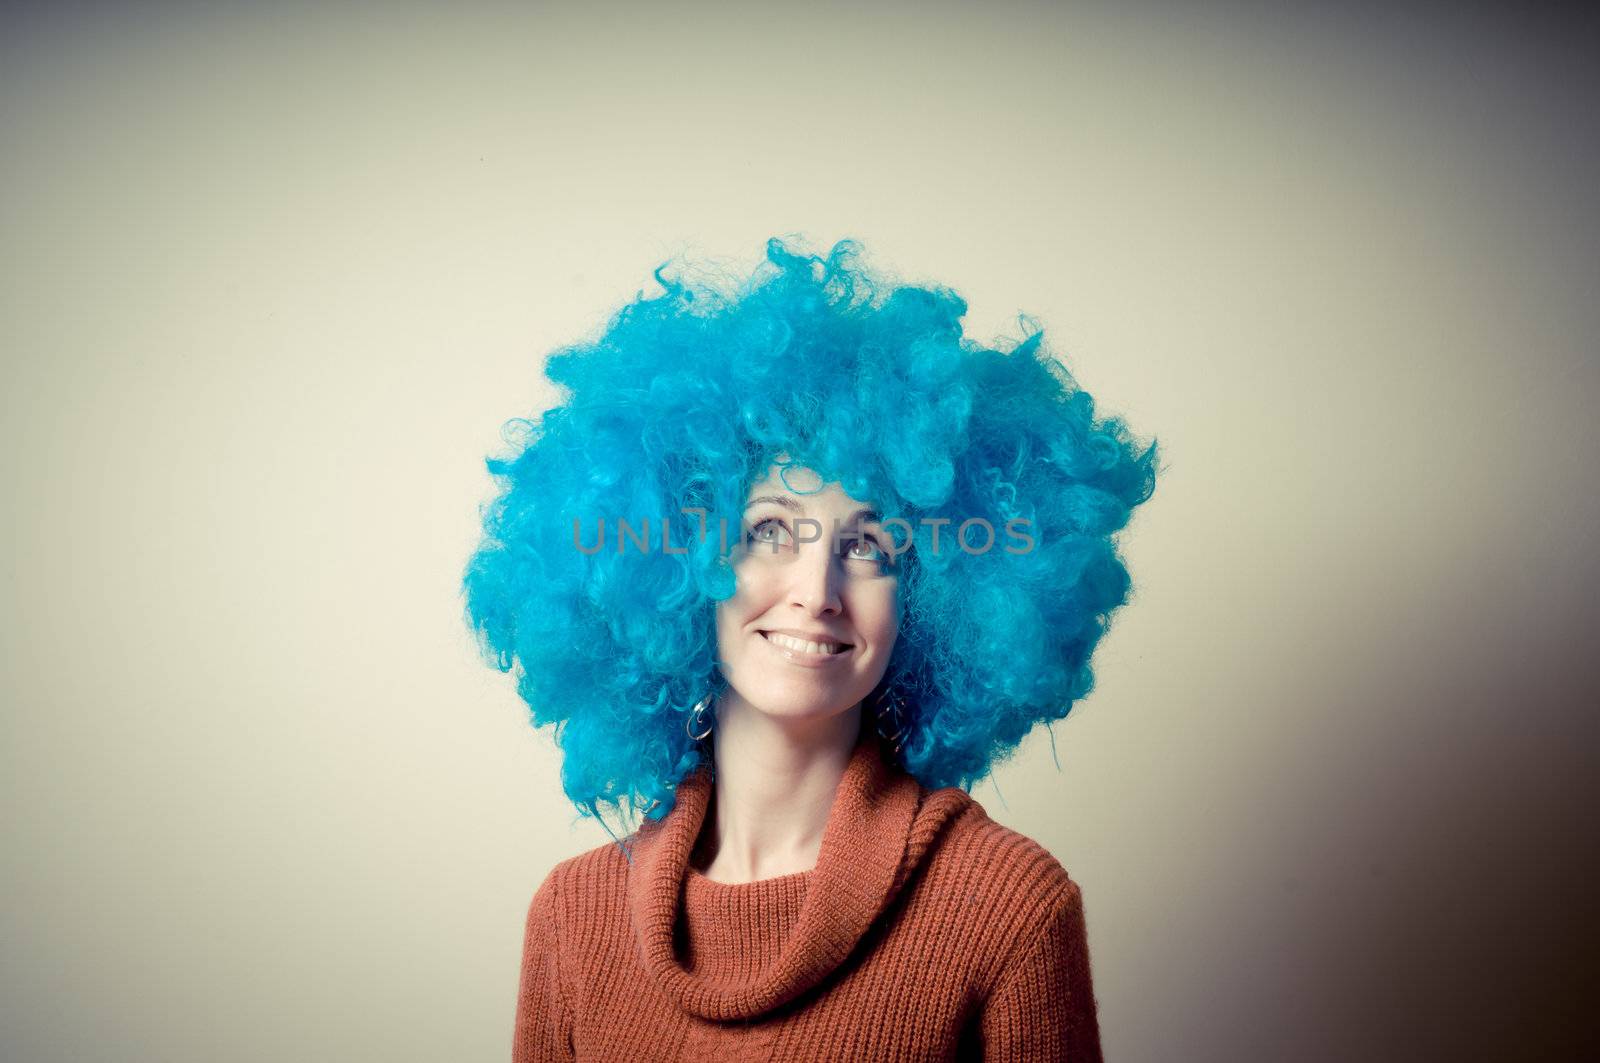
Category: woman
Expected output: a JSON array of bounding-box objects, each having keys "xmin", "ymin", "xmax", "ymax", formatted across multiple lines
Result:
[{"xmin": 464, "ymin": 238, "xmax": 1159, "ymax": 1060}]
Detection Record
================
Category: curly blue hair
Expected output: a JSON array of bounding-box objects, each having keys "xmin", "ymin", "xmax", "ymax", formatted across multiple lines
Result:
[{"xmin": 463, "ymin": 237, "xmax": 1160, "ymax": 834}]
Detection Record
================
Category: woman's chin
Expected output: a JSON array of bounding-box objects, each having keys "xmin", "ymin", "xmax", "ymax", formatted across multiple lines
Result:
[{"xmin": 735, "ymin": 694, "xmax": 865, "ymax": 728}]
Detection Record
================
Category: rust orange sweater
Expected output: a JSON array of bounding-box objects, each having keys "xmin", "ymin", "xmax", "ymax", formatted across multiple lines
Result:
[{"xmin": 514, "ymin": 727, "xmax": 1103, "ymax": 1061}]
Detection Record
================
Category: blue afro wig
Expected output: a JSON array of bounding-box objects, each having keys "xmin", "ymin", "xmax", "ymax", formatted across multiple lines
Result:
[{"xmin": 463, "ymin": 237, "xmax": 1160, "ymax": 831}]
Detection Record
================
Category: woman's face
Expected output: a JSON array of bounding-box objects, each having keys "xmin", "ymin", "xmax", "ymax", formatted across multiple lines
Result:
[{"xmin": 713, "ymin": 461, "xmax": 900, "ymax": 728}]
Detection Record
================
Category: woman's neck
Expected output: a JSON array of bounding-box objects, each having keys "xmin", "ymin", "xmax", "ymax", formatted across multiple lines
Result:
[{"xmin": 689, "ymin": 698, "xmax": 864, "ymax": 884}]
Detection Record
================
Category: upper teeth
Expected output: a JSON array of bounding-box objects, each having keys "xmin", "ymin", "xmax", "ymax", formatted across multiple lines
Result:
[{"xmin": 765, "ymin": 632, "xmax": 845, "ymax": 655}]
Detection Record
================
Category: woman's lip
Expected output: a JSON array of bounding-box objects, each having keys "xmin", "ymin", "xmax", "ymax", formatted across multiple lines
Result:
[{"xmin": 758, "ymin": 630, "xmax": 854, "ymax": 667}]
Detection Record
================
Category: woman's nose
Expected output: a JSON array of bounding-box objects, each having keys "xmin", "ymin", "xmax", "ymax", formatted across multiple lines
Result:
[{"xmin": 789, "ymin": 536, "xmax": 843, "ymax": 616}]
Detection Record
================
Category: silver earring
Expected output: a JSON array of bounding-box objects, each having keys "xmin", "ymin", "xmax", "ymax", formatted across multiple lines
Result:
[
  {"xmin": 872, "ymin": 684, "xmax": 908, "ymax": 755},
  {"xmin": 686, "ymin": 693, "xmax": 715, "ymax": 742}
]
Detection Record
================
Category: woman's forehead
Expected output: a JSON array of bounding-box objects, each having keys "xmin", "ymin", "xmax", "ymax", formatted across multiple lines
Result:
[{"xmin": 744, "ymin": 462, "xmax": 875, "ymax": 515}]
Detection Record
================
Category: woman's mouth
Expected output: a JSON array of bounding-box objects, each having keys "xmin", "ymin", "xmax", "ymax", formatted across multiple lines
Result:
[{"xmin": 758, "ymin": 630, "xmax": 854, "ymax": 665}]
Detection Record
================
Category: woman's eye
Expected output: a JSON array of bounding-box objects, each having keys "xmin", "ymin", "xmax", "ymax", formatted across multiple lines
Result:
[
  {"xmin": 743, "ymin": 521, "xmax": 890, "ymax": 567},
  {"xmin": 845, "ymin": 537, "xmax": 887, "ymax": 563},
  {"xmin": 748, "ymin": 519, "xmax": 791, "ymax": 547}
]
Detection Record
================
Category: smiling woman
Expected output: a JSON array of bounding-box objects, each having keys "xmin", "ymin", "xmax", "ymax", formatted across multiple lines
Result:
[
  {"xmin": 713, "ymin": 461, "xmax": 902, "ymax": 746},
  {"xmin": 462, "ymin": 237, "xmax": 1160, "ymax": 1061}
]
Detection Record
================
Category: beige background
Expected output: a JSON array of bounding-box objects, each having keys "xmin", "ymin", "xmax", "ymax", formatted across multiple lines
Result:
[{"xmin": 3, "ymin": 2, "xmax": 1595, "ymax": 1060}]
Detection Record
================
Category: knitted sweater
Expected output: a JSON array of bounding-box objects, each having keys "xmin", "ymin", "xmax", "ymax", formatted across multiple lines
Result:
[{"xmin": 513, "ymin": 727, "xmax": 1103, "ymax": 1061}]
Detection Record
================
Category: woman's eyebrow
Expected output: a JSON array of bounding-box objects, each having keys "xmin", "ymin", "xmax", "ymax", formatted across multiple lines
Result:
[
  {"xmin": 744, "ymin": 495, "xmax": 881, "ymax": 524},
  {"xmin": 744, "ymin": 495, "xmax": 801, "ymax": 512}
]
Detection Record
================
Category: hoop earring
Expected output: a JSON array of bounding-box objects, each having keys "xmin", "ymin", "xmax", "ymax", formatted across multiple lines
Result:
[
  {"xmin": 871, "ymin": 684, "xmax": 908, "ymax": 756},
  {"xmin": 686, "ymin": 693, "xmax": 715, "ymax": 742}
]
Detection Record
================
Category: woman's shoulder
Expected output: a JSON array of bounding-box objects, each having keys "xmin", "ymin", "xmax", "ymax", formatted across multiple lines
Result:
[
  {"xmin": 920, "ymin": 786, "xmax": 1086, "ymax": 915},
  {"xmin": 540, "ymin": 832, "xmax": 633, "ymax": 890},
  {"xmin": 525, "ymin": 838, "xmax": 635, "ymax": 925},
  {"xmin": 914, "ymin": 789, "xmax": 1093, "ymax": 992}
]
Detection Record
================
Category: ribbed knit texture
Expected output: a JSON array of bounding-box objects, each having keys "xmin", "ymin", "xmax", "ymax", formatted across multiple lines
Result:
[{"xmin": 514, "ymin": 728, "xmax": 1103, "ymax": 1061}]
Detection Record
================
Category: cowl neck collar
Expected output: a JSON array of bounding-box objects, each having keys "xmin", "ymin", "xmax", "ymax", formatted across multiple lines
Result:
[{"xmin": 626, "ymin": 728, "xmax": 956, "ymax": 1022}]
